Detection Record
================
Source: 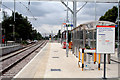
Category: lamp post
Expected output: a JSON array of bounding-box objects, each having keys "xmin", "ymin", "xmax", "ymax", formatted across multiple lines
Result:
[
  {"xmin": 13, "ymin": 0, "xmax": 15, "ymax": 41},
  {"xmin": 0, "ymin": 1, "xmax": 2, "ymax": 46},
  {"xmin": 118, "ymin": 0, "xmax": 120, "ymax": 57},
  {"xmin": 9, "ymin": 24, "xmax": 13, "ymax": 38},
  {"xmin": 66, "ymin": 0, "xmax": 69, "ymax": 57}
]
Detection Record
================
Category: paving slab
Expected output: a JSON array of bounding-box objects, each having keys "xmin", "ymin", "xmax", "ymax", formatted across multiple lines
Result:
[
  {"xmin": 44, "ymin": 43, "xmax": 118, "ymax": 78},
  {"xmin": 14, "ymin": 42, "xmax": 119, "ymax": 78},
  {"xmin": 14, "ymin": 43, "xmax": 51, "ymax": 78}
]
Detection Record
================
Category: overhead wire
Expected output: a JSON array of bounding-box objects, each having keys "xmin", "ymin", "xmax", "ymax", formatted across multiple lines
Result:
[
  {"xmin": 20, "ymin": 1, "xmax": 42, "ymax": 33},
  {"xmin": 18, "ymin": 1, "xmax": 41, "ymax": 36},
  {"xmin": 19, "ymin": 1, "xmax": 37, "ymax": 20},
  {"xmin": 2, "ymin": 4, "xmax": 13, "ymax": 12},
  {"xmin": 2, "ymin": 2, "xmax": 35, "ymax": 21},
  {"xmin": 2, "ymin": 1, "xmax": 39, "ymax": 32},
  {"xmin": 2, "ymin": 2, "xmax": 38, "ymax": 27}
]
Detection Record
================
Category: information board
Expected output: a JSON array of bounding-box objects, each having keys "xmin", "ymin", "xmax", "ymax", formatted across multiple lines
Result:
[{"xmin": 96, "ymin": 25, "xmax": 115, "ymax": 54}]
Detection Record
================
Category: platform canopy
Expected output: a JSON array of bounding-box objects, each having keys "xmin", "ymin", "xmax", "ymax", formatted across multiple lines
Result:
[
  {"xmin": 79, "ymin": 21, "xmax": 116, "ymax": 30},
  {"xmin": 2, "ymin": 0, "xmax": 118, "ymax": 3}
]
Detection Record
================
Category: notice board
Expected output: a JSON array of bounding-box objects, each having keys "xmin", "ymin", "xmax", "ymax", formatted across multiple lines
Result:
[{"xmin": 96, "ymin": 25, "xmax": 115, "ymax": 54}]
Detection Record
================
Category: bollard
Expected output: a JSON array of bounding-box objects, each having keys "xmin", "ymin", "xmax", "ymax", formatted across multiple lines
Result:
[
  {"xmin": 78, "ymin": 51, "xmax": 80, "ymax": 68},
  {"xmin": 82, "ymin": 49, "xmax": 84, "ymax": 71},
  {"xmin": 94, "ymin": 53, "xmax": 97, "ymax": 64},
  {"xmin": 93, "ymin": 48, "xmax": 96, "ymax": 64},
  {"xmin": 98, "ymin": 54, "xmax": 101, "ymax": 70}
]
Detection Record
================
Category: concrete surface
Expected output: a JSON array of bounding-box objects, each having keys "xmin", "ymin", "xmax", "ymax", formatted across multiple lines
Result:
[
  {"xmin": 14, "ymin": 42, "xmax": 119, "ymax": 78},
  {"xmin": 0, "ymin": 45, "xmax": 23, "ymax": 56}
]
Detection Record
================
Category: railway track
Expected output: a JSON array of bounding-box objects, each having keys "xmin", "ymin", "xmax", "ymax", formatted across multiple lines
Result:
[
  {"xmin": 0, "ymin": 41, "xmax": 40, "ymax": 62},
  {"xmin": 0, "ymin": 40, "xmax": 47, "ymax": 77},
  {"xmin": 1, "ymin": 42, "xmax": 34, "ymax": 57}
]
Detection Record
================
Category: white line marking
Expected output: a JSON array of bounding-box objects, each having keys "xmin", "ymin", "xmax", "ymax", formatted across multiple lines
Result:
[{"xmin": 14, "ymin": 42, "xmax": 48, "ymax": 78}]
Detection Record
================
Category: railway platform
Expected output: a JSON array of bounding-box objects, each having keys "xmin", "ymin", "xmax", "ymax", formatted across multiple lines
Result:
[
  {"xmin": 0, "ymin": 44, "xmax": 23, "ymax": 56},
  {"xmin": 14, "ymin": 42, "xmax": 119, "ymax": 78}
]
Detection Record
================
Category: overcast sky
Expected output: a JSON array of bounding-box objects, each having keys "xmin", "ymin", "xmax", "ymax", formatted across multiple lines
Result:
[{"xmin": 1, "ymin": 1, "xmax": 117, "ymax": 36}]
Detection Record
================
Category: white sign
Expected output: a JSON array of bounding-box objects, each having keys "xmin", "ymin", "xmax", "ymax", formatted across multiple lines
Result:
[{"xmin": 96, "ymin": 25, "xmax": 115, "ymax": 54}]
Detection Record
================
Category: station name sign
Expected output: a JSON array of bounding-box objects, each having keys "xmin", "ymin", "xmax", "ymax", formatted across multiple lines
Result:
[{"xmin": 96, "ymin": 25, "xmax": 115, "ymax": 54}]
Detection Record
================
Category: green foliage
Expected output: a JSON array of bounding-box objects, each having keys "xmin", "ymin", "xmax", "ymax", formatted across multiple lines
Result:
[
  {"xmin": 57, "ymin": 30, "xmax": 61, "ymax": 38},
  {"xmin": 85, "ymin": 46, "xmax": 90, "ymax": 49},
  {"xmin": 2, "ymin": 12, "xmax": 42, "ymax": 41},
  {"xmin": 21, "ymin": 40, "xmax": 28, "ymax": 45},
  {"xmin": 99, "ymin": 6, "xmax": 119, "ymax": 40},
  {"xmin": 99, "ymin": 6, "xmax": 118, "ymax": 23},
  {"xmin": 115, "ymin": 43, "xmax": 118, "ymax": 48}
]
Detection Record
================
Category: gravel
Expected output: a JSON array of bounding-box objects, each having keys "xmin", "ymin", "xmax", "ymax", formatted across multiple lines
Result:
[{"xmin": 1, "ymin": 41, "xmax": 47, "ymax": 79}]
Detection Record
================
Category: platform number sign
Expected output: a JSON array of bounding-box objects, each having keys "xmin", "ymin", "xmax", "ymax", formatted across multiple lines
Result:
[{"xmin": 96, "ymin": 25, "xmax": 115, "ymax": 54}]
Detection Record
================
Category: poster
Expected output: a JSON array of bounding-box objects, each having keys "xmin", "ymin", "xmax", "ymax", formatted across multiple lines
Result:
[{"xmin": 96, "ymin": 25, "xmax": 115, "ymax": 54}]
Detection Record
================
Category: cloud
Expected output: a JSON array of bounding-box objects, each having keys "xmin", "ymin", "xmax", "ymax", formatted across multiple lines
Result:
[
  {"xmin": 1, "ymin": 1, "xmax": 118, "ymax": 35},
  {"xmin": 36, "ymin": 24, "xmax": 62, "ymax": 36},
  {"xmin": 3, "ymin": 8, "xmax": 12, "ymax": 16},
  {"xmin": 81, "ymin": 3, "xmax": 117, "ymax": 16},
  {"xmin": 77, "ymin": 2, "xmax": 117, "ymax": 25}
]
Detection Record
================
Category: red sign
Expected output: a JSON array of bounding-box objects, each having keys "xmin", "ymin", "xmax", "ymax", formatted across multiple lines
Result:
[
  {"xmin": 97, "ymin": 25, "xmax": 115, "ymax": 28},
  {"xmin": 63, "ymin": 23, "xmax": 66, "ymax": 25}
]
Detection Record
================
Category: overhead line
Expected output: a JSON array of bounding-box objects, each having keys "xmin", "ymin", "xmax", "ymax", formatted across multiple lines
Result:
[
  {"xmin": 2, "ymin": 4, "xmax": 13, "ymax": 12},
  {"xmin": 2, "ymin": 2, "xmax": 36, "ymax": 21},
  {"xmin": 77, "ymin": 2, "xmax": 87, "ymax": 13},
  {"xmin": 19, "ymin": 2, "xmax": 37, "ymax": 20}
]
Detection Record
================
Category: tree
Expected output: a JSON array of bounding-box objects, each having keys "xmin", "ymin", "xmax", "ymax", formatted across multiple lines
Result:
[
  {"xmin": 99, "ymin": 6, "xmax": 118, "ymax": 23},
  {"xmin": 99, "ymin": 6, "xmax": 119, "ymax": 40},
  {"xmin": 57, "ymin": 30, "xmax": 61, "ymax": 38},
  {"xmin": 2, "ymin": 12, "xmax": 42, "ymax": 41}
]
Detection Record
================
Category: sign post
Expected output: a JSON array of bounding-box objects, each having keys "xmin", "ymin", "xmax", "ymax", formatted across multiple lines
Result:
[
  {"xmin": 96, "ymin": 25, "xmax": 115, "ymax": 79},
  {"xmin": 118, "ymin": 0, "xmax": 120, "ymax": 57},
  {"xmin": 103, "ymin": 54, "xmax": 106, "ymax": 79}
]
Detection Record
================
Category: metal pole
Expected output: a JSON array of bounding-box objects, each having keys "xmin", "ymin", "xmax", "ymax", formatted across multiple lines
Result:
[
  {"xmin": 118, "ymin": 0, "xmax": 120, "ymax": 58},
  {"xmin": 13, "ymin": 0, "xmax": 15, "ymax": 41},
  {"xmin": 61, "ymin": 24, "xmax": 62, "ymax": 44},
  {"xmin": 73, "ymin": 0, "xmax": 77, "ymax": 28},
  {"xmin": 14, "ymin": 0, "xmax": 15, "ymax": 22},
  {"xmin": 95, "ymin": 0, "xmax": 96, "ymax": 22},
  {"xmin": 103, "ymin": 54, "xmax": 106, "ymax": 79},
  {"xmin": 73, "ymin": 0, "xmax": 77, "ymax": 55},
  {"xmin": 71, "ymin": 12, "xmax": 72, "ymax": 42},
  {"xmin": 94, "ymin": 0, "xmax": 96, "ymax": 48},
  {"xmin": 0, "ymin": 1, "xmax": 2, "ymax": 46},
  {"xmin": 66, "ymin": 0, "xmax": 69, "ymax": 57}
]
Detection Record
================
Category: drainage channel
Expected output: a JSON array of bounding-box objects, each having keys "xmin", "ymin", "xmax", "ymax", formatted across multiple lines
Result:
[
  {"xmin": 51, "ymin": 69, "xmax": 61, "ymax": 71},
  {"xmin": 52, "ymin": 57, "xmax": 59, "ymax": 58}
]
